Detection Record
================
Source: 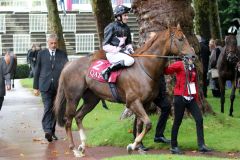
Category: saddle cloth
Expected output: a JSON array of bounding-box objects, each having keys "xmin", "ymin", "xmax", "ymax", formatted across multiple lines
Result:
[{"xmin": 88, "ymin": 60, "xmax": 121, "ymax": 83}]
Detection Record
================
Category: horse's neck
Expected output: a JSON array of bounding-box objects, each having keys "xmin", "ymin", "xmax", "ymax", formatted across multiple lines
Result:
[{"xmin": 136, "ymin": 40, "xmax": 168, "ymax": 81}]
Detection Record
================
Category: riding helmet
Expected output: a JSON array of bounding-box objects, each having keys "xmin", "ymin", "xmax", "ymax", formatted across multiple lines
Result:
[{"xmin": 114, "ymin": 5, "xmax": 131, "ymax": 17}]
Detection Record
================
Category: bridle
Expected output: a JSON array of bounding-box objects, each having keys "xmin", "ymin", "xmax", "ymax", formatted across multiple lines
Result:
[
  {"xmin": 131, "ymin": 30, "xmax": 187, "ymax": 60},
  {"xmin": 133, "ymin": 31, "xmax": 186, "ymax": 80}
]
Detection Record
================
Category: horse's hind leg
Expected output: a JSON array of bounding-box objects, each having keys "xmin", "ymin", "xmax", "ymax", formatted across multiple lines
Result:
[
  {"xmin": 65, "ymin": 99, "xmax": 79, "ymax": 150},
  {"xmin": 75, "ymin": 90, "xmax": 100, "ymax": 155}
]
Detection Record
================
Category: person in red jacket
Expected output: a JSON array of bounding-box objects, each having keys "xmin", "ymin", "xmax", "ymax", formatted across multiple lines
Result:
[{"xmin": 164, "ymin": 54, "xmax": 212, "ymax": 154}]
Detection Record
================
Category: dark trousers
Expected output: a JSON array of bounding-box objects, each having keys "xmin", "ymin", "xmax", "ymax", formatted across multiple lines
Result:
[
  {"xmin": 41, "ymin": 84, "xmax": 57, "ymax": 134},
  {"xmin": 171, "ymin": 96, "xmax": 204, "ymax": 148},
  {"xmin": 154, "ymin": 95, "xmax": 171, "ymax": 138},
  {"xmin": 0, "ymin": 97, "xmax": 4, "ymax": 110}
]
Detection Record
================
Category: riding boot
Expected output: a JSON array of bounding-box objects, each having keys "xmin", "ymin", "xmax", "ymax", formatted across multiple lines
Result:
[{"xmin": 101, "ymin": 60, "xmax": 125, "ymax": 81}]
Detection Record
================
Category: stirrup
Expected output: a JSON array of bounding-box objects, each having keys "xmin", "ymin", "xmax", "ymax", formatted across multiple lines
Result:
[{"xmin": 101, "ymin": 69, "xmax": 109, "ymax": 81}]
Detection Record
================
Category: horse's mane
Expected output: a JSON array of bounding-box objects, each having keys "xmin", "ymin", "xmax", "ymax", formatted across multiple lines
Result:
[{"xmin": 134, "ymin": 31, "xmax": 162, "ymax": 55}]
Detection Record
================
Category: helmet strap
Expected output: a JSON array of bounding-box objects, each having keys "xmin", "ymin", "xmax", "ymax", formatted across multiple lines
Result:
[{"xmin": 116, "ymin": 15, "xmax": 123, "ymax": 23}]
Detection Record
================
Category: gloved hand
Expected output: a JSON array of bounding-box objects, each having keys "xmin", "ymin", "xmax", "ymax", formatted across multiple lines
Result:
[{"xmin": 127, "ymin": 48, "xmax": 134, "ymax": 54}]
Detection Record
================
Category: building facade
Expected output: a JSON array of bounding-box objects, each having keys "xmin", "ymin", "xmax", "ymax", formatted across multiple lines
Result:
[{"xmin": 0, "ymin": 0, "xmax": 137, "ymax": 58}]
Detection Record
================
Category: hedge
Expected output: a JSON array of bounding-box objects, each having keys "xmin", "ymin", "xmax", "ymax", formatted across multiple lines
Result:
[{"xmin": 15, "ymin": 64, "xmax": 30, "ymax": 79}]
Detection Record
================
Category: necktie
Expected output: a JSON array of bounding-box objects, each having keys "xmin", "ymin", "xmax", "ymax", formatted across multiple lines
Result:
[{"xmin": 51, "ymin": 51, "xmax": 54, "ymax": 69}]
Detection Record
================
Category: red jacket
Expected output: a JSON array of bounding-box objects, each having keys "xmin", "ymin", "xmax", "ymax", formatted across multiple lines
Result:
[{"xmin": 164, "ymin": 61, "xmax": 199, "ymax": 100}]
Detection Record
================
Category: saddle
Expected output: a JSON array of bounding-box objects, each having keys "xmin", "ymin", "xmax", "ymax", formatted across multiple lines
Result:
[{"xmin": 88, "ymin": 60, "xmax": 122, "ymax": 83}]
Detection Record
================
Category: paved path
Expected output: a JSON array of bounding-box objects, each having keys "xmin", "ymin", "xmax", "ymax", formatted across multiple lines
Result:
[{"xmin": 0, "ymin": 80, "xmax": 129, "ymax": 160}]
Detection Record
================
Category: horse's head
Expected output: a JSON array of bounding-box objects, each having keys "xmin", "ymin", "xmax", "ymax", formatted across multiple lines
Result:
[
  {"xmin": 225, "ymin": 35, "xmax": 238, "ymax": 64},
  {"xmin": 167, "ymin": 24, "xmax": 195, "ymax": 57}
]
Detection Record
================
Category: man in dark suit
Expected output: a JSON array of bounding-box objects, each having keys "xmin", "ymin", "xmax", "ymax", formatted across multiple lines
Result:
[{"xmin": 33, "ymin": 34, "xmax": 68, "ymax": 142}]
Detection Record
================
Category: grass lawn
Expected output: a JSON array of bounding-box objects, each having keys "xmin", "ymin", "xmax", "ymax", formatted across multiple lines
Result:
[{"xmin": 20, "ymin": 78, "xmax": 240, "ymax": 159}]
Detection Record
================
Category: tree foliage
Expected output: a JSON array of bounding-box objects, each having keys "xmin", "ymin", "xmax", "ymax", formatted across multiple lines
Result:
[{"xmin": 218, "ymin": 0, "xmax": 240, "ymax": 36}]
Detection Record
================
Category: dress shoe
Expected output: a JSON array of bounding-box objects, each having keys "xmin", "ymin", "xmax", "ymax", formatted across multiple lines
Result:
[
  {"xmin": 137, "ymin": 144, "xmax": 149, "ymax": 151},
  {"xmin": 199, "ymin": 144, "xmax": 212, "ymax": 152},
  {"xmin": 52, "ymin": 134, "xmax": 58, "ymax": 140},
  {"xmin": 45, "ymin": 132, "xmax": 53, "ymax": 142},
  {"xmin": 170, "ymin": 147, "xmax": 184, "ymax": 154},
  {"xmin": 154, "ymin": 136, "xmax": 171, "ymax": 144}
]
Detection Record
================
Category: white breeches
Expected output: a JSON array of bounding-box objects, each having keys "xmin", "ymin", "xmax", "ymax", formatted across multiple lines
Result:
[{"xmin": 106, "ymin": 52, "xmax": 135, "ymax": 66}]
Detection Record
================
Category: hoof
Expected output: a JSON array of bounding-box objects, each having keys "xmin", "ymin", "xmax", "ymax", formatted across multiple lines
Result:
[
  {"xmin": 69, "ymin": 144, "xmax": 75, "ymax": 150},
  {"xmin": 138, "ymin": 148, "xmax": 146, "ymax": 155},
  {"xmin": 127, "ymin": 144, "xmax": 134, "ymax": 154},
  {"xmin": 78, "ymin": 144, "xmax": 85, "ymax": 154},
  {"xmin": 72, "ymin": 149, "xmax": 84, "ymax": 157}
]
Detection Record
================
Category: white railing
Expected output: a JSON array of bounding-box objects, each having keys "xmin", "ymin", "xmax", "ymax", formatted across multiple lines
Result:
[
  {"xmin": 75, "ymin": 34, "xmax": 94, "ymax": 53},
  {"xmin": 60, "ymin": 14, "xmax": 76, "ymax": 32},
  {"xmin": 0, "ymin": 35, "xmax": 2, "ymax": 56},
  {"xmin": 0, "ymin": 14, "xmax": 6, "ymax": 33},
  {"xmin": 29, "ymin": 14, "xmax": 48, "ymax": 33},
  {"xmin": 13, "ymin": 34, "xmax": 30, "ymax": 55}
]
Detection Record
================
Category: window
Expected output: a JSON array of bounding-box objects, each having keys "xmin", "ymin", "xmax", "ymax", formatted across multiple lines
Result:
[
  {"xmin": 60, "ymin": 14, "xmax": 76, "ymax": 32},
  {"xmin": 75, "ymin": 34, "xmax": 94, "ymax": 53},
  {"xmin": 29, "ymin": 14, "xmax": 47, "ymax": 33},
  {"xmin": 0, "ymin": 14, "xmax": 6, "ymax": 33},
  {"xmin": 13, "ymin": 34, "xmax": 30, "ymax": 54}
]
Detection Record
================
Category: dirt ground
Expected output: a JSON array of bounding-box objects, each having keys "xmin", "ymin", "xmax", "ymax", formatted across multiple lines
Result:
[{"xmin": 0, "ymin": 80, "xmax": 239, "ymax": 160}]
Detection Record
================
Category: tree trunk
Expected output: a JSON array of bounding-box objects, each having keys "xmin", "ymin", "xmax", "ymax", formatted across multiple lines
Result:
[
  {"xmin": 132, "ymin": 0, "xmax": 214, "ymax": 114},
  {"xmin": 209, "ymin": 0, "xmax": 222, "ymax": 40},
  {"xmin": 91, "ymin": 0, "xmax": 114, "ymax": 49},
  {"xmin": 45, "ymin": 0, "xmax": 66, "ymax": 52},
  {"xmin": 193, "ymin": 0, "xmax": 211, "ymax": 40}
]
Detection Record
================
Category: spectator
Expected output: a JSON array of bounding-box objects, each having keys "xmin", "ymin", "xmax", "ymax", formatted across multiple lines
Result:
[
  {"xmin": 0, "ymin": 50, "xmax": 15, "ymax": 110},
  {"xmin": 197, "ymin": 35, "xmax": 210, "ymax": 97},
  {"xmin": 209, "ymin": 39, "xmax": 222, "ymax": 97}
]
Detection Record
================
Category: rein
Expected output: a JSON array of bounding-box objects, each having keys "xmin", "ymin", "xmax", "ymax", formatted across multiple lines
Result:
[{"xmin": 131, "ymin": 54, "xmax": 181, "ymax": 59}]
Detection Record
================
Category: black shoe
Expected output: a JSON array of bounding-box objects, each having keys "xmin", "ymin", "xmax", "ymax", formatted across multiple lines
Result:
[
  {"xmin": 101, "ymin": 68, "xmax": 110, "ymax": 81},
  {"xmin": 45, "ymin": 132, "xmax": 53, "ymax": 142},
  {"xmin": 198, "ymin": 144, "xmax": 212, "ymax": 152},
  {"xmin": 52, "ymin": 134, "xmax": 58, "ymax": 140},
  {"xmin": 154, "ymin": 136, "xmax": 171, "ymax": 144},
  {"xmin": 137, "ymin": 144, "xmax": 149, "ymax": 151},
  {"xmin": 170, "ymin": 147, "xmax": 184, "ymax": 154}
]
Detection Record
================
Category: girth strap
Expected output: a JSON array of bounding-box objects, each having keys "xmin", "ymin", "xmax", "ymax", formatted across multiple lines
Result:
[{"xmin": 108, "ymin": 82, "xmax": 122, "ymax": 102}]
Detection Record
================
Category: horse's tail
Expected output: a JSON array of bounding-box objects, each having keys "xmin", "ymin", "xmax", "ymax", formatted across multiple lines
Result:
[{"xmin": 54, "ymin": 75, "xmax": 67, "ymax": 127}]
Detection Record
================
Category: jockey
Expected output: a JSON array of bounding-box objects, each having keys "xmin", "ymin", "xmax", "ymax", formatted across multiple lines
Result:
[{"xmin": 101, "ymin": 5, "xmax": 135, "ymax": 81}]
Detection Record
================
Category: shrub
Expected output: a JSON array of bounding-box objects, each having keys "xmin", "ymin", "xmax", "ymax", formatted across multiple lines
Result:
[{"xmin": 15, "ymin": 64, "xmax": 30, "ymax": 79}]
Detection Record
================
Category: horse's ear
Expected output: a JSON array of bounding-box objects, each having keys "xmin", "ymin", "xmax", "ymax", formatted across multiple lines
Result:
[{"xmin": 177, "ymin": 23, "xmax": 181, "ymax": 30}]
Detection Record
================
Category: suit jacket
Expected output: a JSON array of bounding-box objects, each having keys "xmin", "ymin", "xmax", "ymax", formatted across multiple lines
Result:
[
  {"xmin": 0, "ymin": 57, "xmax": 13, "ymax": 97},
  {"xmin": 33, "ymin": 48, "xmax": 68, "ymax": 92}
]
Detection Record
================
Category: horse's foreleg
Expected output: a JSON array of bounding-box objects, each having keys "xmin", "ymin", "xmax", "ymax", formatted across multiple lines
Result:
[
  {"xmin": 219, "ymin": 79, "xmax": 226, "ymax": 113},
  {"xmin": 229, "ymin": 82, "xmax": 236, "ymax": 117},
  {"xmin": 127, "ymin": 100, "xmax": 151, "ymax": 154}
]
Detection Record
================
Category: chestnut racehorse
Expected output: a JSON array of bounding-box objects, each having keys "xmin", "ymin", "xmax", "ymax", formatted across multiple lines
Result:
[
  {"xmin": 217, "ymin": 35, "xmax": 240, "ymax": 116},
  {"xmin": 54, "ymin": 25, "xmax": 194, "ymax": 157}
]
